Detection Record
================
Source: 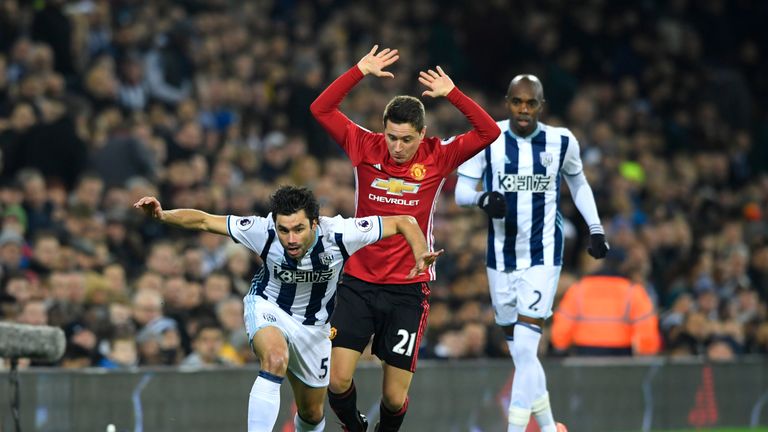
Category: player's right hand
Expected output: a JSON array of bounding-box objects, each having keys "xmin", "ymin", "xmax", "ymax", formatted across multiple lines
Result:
[
  {"xmin": 133, "ymin": 196, "xmax": 164, "ymax": 220},
  {"xmin": 408, "ymin": 249, "xmax": 445, "ymax": 278},
  {"xmin": 478, "ymin": 191, "xmax": 506, "ymax": 218},
  {"xmin": 357, "ymin": 45, "xmax": 399, "ymax": 78}
]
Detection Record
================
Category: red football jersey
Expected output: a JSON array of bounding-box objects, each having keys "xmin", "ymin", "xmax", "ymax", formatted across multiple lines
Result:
[{"xmin": 311, "ymin": 66, "xmax": 500, "ymax": 284}]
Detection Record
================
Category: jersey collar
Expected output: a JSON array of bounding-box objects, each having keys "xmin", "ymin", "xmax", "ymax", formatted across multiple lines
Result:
[
  {"xmin": 306, "ymin": 229, "xmax": 320, "ymax": 253},
  {"xmin": 505, "ymin": 121, "xmax": 542, "ymax": 141}
]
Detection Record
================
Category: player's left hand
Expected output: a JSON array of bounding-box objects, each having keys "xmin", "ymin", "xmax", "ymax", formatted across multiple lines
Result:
[
  {"xmin": 408, "ymin": 249, "xmax": 445, "ymax": 278},
  {"xmin": 419, "ymin": 66, "xmax": 455, "ymax": 98},
  {"xmin": 587, "ymin": 233, "xmax": 609, "ymax": 259}
]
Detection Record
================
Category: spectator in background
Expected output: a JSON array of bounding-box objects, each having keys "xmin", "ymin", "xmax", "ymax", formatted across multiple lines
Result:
[
  {"xmin": 215, "ymin": 296, "xmax": 247, "ymax": 364},
  {"xmin": 15, "ymin": 299, "xmax": 47, "ymax": 326},
  {"xmin": 0, "ymin": 229, "xmax": 26, "ymax": 280},
  {"xmin": 28, "ymin": 231, "xmax": 60, "ymax": 277},
  {"xmin": 180, "ymin": 322, "xmax": 233, "ymax": 368},
  {"xmin": 144, "ymin": 21, "xmax": 194, "ymax": 106},
  {"xmin": 201, "ymin": 271, "xmax": 232, "ymax": 306},
  {"xmin": 551, "ymin": 251, "xmax": 661, "ymax": 356},
  {"xmin": 117, "ymin": 54, "xmax": 148, "ymax": 112},
  {"xmin": 135, "ymin": 316, "xmax": 184, "ymax": 366},
  {"xmin": 98, "ymin": 334, "xmax": 139, "ymax": 369},
  {"xmin": 31, "ymin": 0, "xmax": 73, "ymax": 76},
  {"xmin": 90, "ymin": 119, "xmax": 158, "ymax": 189}
]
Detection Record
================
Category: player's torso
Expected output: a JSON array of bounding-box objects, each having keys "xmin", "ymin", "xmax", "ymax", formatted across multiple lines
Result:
[
  {"xmin": 486, "ymin": 122, "xmax": 566, "ymax": 200},
  {"xmin": 354, "ymin": 139, "xmax": 447, "ymax": 222},
  {"xmin": 348, "ymin": 139, "xmax": 446, "ymax": 282},
  {"xmin": 483, "ymin": 122, "xmax": 571, "ymax": 270},
  {"xmin": 247, "ymin": 221, "xmax": 344, "ymax": 324}
]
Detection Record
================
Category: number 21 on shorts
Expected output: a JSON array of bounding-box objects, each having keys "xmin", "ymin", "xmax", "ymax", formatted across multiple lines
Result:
[{"xmin": 393, "ymin": 329, "xmax": 417, "ymax": 357}]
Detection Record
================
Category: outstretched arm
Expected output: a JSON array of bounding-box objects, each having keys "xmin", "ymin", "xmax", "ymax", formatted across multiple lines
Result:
[
  {"xmin": 133, "ymin": 196, "xmax": 228, "ymax": 235},
  {"xmin": 380, "ymin": 215, "xmax": 444, "ymax": 279},
  {"xmin": 310, "ymin": 45, "xmax": 399, "ymax": 145}
]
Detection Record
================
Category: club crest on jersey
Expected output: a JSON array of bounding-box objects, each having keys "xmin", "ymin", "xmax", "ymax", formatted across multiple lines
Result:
[
  {"xmin": 355, "ymin": 218, "xmax": 373, "ymax": 232},
  {"xmin": 409, "ymin": 163, "xmax": 427, "ymax": 180},
  {"xmin": 237, "ymin": 217, "xmax": 254, "ymax": 231},
  {"xmin": 319, "ymin": 251, "xmax": 334, "ymax": 265},
  {"xmin": 371, "ymin": 178, "xmax": 420, "ymax": 196},
  {"xmin": 539, "ymin": 152, "xmax": 554, "ymax": 167}
]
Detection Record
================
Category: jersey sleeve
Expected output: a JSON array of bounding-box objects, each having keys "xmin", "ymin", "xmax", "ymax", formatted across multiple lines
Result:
[
  {"xmin": 457, "ymin": 146, "xmax": 487, "ymax": 180},
  {"xmin": 332, "ymin": 215, "xmax": 383, "ymax": 256},
  {"xmin": 561, "ymin": 130, "xmax": 584, "ymax": 176},
  {"xmin": 344, "ymin": 124, "xmax": 382, "ymax": 166},
  {"xmin": 226, "ymin": 215, "xmax": 270, "ymax": 255},
  {"xmin": 310, "ymin": 66, "xmax": 376, "ymax": 166},
  {"xmin": 435, "ymin": 88, "xmax": 501, "ymax": 172}
]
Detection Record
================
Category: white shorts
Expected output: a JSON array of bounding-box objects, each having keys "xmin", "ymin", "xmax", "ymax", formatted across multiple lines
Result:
[
  {"xmin": 486, "ymin": 265, "xmax": 562, "ymax": 324},
  {"xmin": 244, "ymin": 296, "xmax": 331, "ymax": 388}
]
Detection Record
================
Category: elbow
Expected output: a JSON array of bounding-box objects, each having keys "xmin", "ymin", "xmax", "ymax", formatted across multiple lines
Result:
[
  {"xmin": 396, "ymin": 215, "xmax": 418, "ymax": 232},
  {"xmin": 487, "ymin": 123, "xmax": 502, "ymax": 141},
  {"xmin": 309, "ymin": 99, "xmax": 323, "ymax": 117},
  {"xmin": 478, "ymin": 123, "xmax": 501, "ymax": 144}
]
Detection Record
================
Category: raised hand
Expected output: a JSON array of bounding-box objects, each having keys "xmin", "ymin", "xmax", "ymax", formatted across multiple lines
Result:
[
  {"xmin": 357, "ymin": 45, "xmax": 399, "ymax": 78},
  {"xmin": 418, "ymin": 66, "xmax": 455, "ymax": 98},
  {"xmin": 133, "ymin": 196, "xmax": 164, "ymax": 220},
  {"xmin": 407, "ymin": 249, "xmax": 445, "ymax": 279}
]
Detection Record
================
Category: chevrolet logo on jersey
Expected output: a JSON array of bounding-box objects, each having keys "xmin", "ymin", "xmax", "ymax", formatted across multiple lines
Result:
[
  {"xmin": 371, "ymin": 178, "xmax": 421, "ymax": 196},
  {"xmin": 498, "ymin": 174, "xmax": 557, "ymax": 192},
  {"xmin": 273, "ymin": 266, "xmax": 335, "ymax": 283}
]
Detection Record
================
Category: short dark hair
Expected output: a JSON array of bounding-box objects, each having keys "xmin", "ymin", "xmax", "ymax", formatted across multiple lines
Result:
[
  {"xmin": 269, "ymin": 186, "xmax": 319, "ymax": 223},
  {"xmin": 383, "ymin": 96, "xmax": 425, "ymax": 131}
]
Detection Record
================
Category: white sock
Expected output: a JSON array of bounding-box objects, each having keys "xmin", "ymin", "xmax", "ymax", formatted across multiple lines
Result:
[
  {"xmin": 508, "ymin": 323, "xmax": 544, "ymax": 432},
  {"xmin": 295, "ymin": 413, "xmax": 325, "ymax": 432},
  {"xmin": 248, "ymin": 371, "xmax": 283, "ymax": 432},
  {"xmin": 508, "ymin": 406, "xmax": 531, "ymax": 432},
  {"xmin": 532, "ymin": 392, "xmax": 557, "ymax": 432}
]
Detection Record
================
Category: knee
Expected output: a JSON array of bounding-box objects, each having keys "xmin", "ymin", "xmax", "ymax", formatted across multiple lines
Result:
[
  {"xmin": 297, "ymin": 404, "xmax": 324, "ymax": 425},
  {"xmin": 329, "ymin": 370, "xmax": 353, "ymax": 394},
  {"xmin": 260, "ymin": 351, "xmax": 288, "ymax": 375},
  {"xmin": 381, "ymin": 389, "xmax": 408, "ymax": 412},
  {"xmin": 511, "ymin": 338, "xmax": 538, "ymax": 360},
  {"xmin": 511, "ymin": 329, "xmax": 541, "ymax": 361}
]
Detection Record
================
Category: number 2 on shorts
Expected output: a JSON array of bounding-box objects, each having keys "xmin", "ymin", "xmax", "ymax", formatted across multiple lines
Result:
[
  {"xmin": 529, "ymin": 290, "xmax": 542, "ymax": 311},
  {"xmin": 393, "ymin": 329, "xmax": 417, "ymax": 356}
]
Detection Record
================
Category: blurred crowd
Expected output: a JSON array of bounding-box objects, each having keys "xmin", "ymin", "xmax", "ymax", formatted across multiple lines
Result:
[{"xmin": 0, "ymin": 0, "xmax": 766, "ymax": 369}]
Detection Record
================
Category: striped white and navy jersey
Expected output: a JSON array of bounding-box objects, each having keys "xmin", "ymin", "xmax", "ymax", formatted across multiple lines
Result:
[
  {"xmin": 458, "ymin": 120, "xmax": 582, "ymax": 271},
  {"xmin": 228, "ymin": 214, "xmax": 383, "ymax": 325}
]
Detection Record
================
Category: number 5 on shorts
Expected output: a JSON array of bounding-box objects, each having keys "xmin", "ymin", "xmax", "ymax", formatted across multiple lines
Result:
[
  {"xmin": 319, "ymin": 357, "xmax": 328, "ymax": 379},
  {"xmin": 393, "ymin": 329, "xmax": 417, "ymax": 356}
]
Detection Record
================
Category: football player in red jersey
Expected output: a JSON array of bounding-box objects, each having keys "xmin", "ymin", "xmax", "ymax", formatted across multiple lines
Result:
[{"xmin": 311, "ymin": 45, "xmax": 500, "ymax": 431}]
